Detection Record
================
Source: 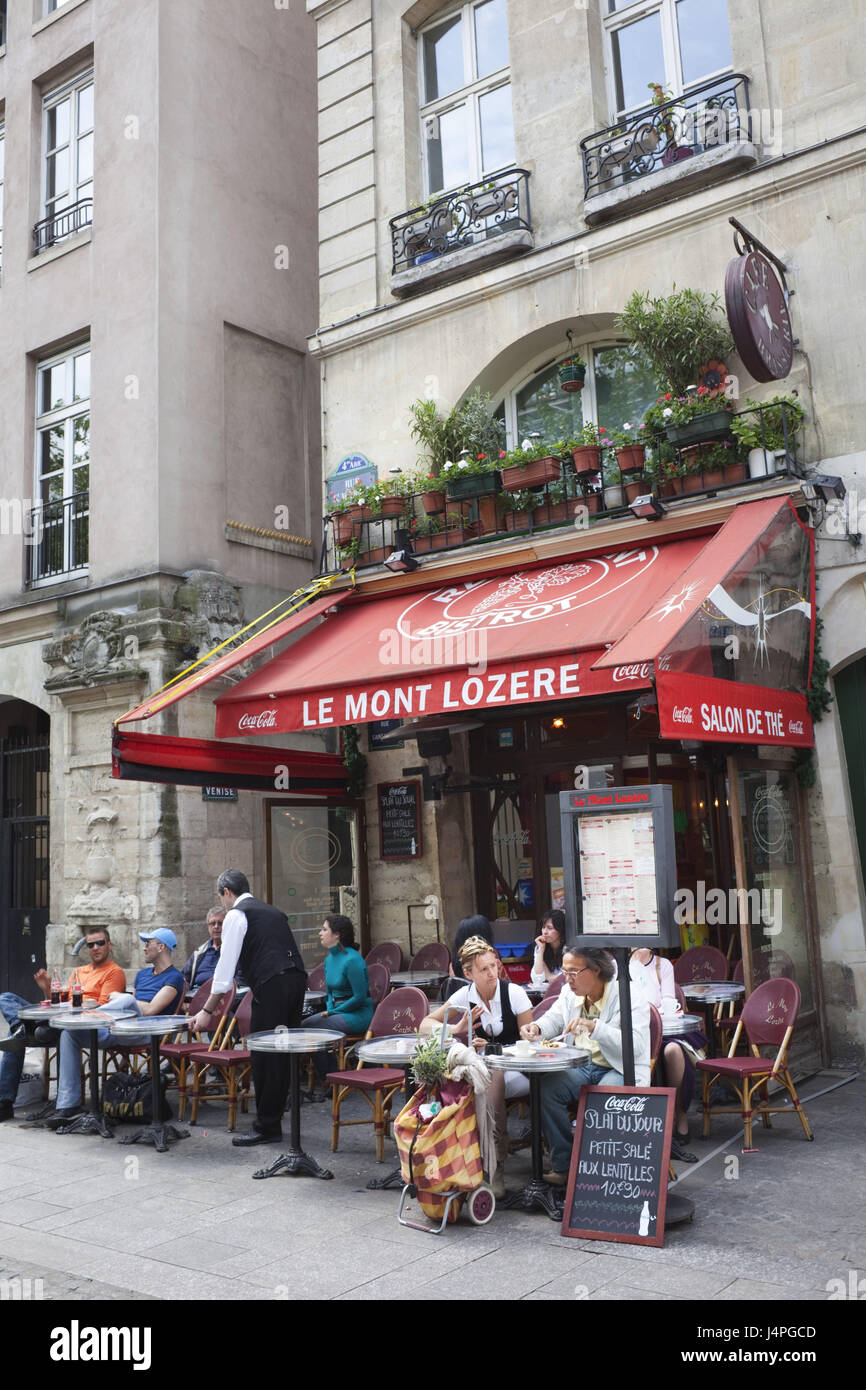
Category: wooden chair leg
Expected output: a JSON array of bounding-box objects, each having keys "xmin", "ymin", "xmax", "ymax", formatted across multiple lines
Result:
[
  {"xmin": 782, "ymin": 1068, "xmax": 814, "ymax": 1140},
  {"xmin": 190, "ymin": 1064, "xmax": 202, "ymax": 1124},
  {"xmin": 741, "ymin": 1087, "xmax": 753, "ymax": 1149},
  {"xmin": 373, "ymin": 1090, "xmax": 385, "ymax": 1162},
  {"xmin": 331, "ymin": 1085, "xmax": 344, "ymax": 1153},
  {"xmin": 760, "ymin": 1077, "xmax": 772, "ymax": 1128},
  {"xmin": 701, "ymin": 1070, "xmax": 712, "ymax": 1138},
  {"xmin": 227, "ymin": 1072, "xmax": 238, "ymax": 1131}
]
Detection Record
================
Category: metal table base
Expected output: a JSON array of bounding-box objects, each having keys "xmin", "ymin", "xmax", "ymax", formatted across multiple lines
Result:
[{"xmin": 252, "ymin": 1049, "xmax": 333, "ymax": 1181}]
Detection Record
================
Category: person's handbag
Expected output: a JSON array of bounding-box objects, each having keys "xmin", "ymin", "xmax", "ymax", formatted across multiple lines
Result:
[{"xmin": 102, "ymin": 1071, "xmax": 172, "ymax": 1123}]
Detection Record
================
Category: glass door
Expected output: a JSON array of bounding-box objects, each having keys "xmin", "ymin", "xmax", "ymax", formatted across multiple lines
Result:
[{"xmin": 267, "ymin": 802, "xmax": 362, "ymax": 968}]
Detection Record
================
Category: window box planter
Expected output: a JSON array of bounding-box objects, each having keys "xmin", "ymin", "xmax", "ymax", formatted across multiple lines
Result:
[
  {"xmin": 665, "ymin": 410, "xmax": 732, "ymax": 447},
  {"xmin": 501, "ymin": 456, "xmax": 560, "ymax": 491},
  {"xmin": 377, "ymin": 495, "xmax": 407, "ymax": 518},
  {"xmin": 572, "ymin": 446, "xmax": 603, "ymax": 476},
  {"xmin": 504, "ymin": 510, "xmax": 532, "ymax": 533},
  {"xmin": 359, "ymin": 546, "xmax": 387, "ymax": 566},
  {"xmin": 421, "ymin": 489, "xmax": 447, "ymax": 514},
  {"xmin": 725, "ymin": 460, "xmax": 747, "ymax": 485},
  {"xmin": 581, "ymin": 492, "xmax": 603, "ymax": 515},
  {"xmin": 477, "ymin": 495, "xmax": 501, "ymax": 535},
  {"xmin": 413, "ymin": 532, "xmax": 453, "ymax": 553},
  {"xmin": 616, "ymin": 445, "xmax": 647, "ymax": 475},
  {"xmin": 681, "ymin": 472, "xmax": 707, "ymax": 495},
  {"xmin": 533, "ymin": 500, "xmax": 571, "ymax": 526},
  {"xmin": 446, "ymin": 470, "xmax": 502, "ymax": 501}
]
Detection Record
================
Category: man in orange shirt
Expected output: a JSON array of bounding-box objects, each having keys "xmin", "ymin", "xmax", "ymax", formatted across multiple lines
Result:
[{"xmin": 0, "ymin": 927, "xmax": 127, "ymax": 1120}]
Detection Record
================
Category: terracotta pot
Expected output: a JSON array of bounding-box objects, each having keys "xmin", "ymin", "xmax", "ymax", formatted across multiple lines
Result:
[
  {"xmin": 533, "ymin": 501, "xmax": 570, "ymax": 526},
  {"xmin": 501, "ymin": 456, "xmax": 561, "ymax": 491},
  {"xmin": 504, "ymin": 510, "xmax": 532, "ymax": 532},
  {"xmin": 572, "ymin": 446, "xmax": 602, "ymax": 475},
  {"xmin": 421, "ymin": 490, "xmax": 446, "ymax": 514},
  {"xmin": 616, "ymin": 445, "xmax": 646, "ymax": 474},
  {"xmin": 681, "ymin": 472, "xmax": 705, "ymax": 494},
  {"xmin": 358, "ymin": 546, "xmax": 387, "ymax": 565},
  {"xmin": 624, "ymin": 479, "xmax": 648, "ymax": 504},
  {"xmin": 332, "ymin": 506, "xmax": 362, "ymax": 544},
  {"xmin": 580, "ymin": 491, "xmax": 602, "ymax": 514},
  {"xmin": 702, "ymin": 468, "xmax": 725, "ymax": 490},
  {"xmin": 379, "ymin": 495, "xmax": 406, "ymax": 517},
  {"xmin": 724, "ymin": 461, "xmax": 747, "ymax": 484},
  {"xmin": 413, "ymin": 532, "xmax": 453, "ymax": 553},
  {"xmin": 477, "ymin": 495, "xmax": 501, "ymax": 535},
  {"xmin": 661, "ymin": 478, "xmax": 681, "ymax": 498}
]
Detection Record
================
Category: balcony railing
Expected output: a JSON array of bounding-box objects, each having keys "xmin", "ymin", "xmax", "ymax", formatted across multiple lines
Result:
[
  {"xmin": 32, "ymin": 197, "xmax": 93, "ymax": 255},
  {"xmin": 26, "ymin": 492, "xmax": 89, "ymax": 584},
  {"xmin": 581, "ymin": 74, "xmax": 752, "ymax": 202},
  {"xmin": 321, "ymin": 403, "xmax": 803, "ymax": 573},
  {"xmin": 390, "ymin": 168, "xmax": 532, "ymax": 282}
]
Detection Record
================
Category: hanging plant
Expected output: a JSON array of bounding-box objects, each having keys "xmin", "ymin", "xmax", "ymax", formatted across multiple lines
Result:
[
  {"xmin": 796, "ymin": 618, "xmax": 832, "ymax": 790},
  {"xmin": 342, "ymin": 724, "xmax": 367, "ymax": 798}
]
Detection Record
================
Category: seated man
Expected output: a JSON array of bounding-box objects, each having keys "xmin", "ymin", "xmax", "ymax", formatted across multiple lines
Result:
[
  {"xmin": 48, "ymin": 928, "xmax": 185, "ymax": 1129},
  {"xmin": 181, "ymin": 908, "xmax": 226, "ymax": 992},
  {"xmin": 520, "ymin": 944, "xmax": 650, "ymax": 1186},
  {"xmin": 0, "ymin": 927, "xmax": 127, "ymax": 1122}
]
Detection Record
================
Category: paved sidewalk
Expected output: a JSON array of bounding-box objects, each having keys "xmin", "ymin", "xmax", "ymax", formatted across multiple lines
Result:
[{"xmin": 0, "ymin": 1068, "xmax": 860, "ymax": 1302}]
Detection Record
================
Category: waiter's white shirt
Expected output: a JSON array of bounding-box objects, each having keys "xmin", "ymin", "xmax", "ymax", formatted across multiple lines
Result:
[{"xmin": 210, "ymin": 892, "xmax": 253, "ymax": 995}]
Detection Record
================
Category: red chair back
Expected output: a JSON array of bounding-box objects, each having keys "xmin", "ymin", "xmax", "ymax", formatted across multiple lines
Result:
[
  {"xmin": 409, "ymin": 941, "xmax": 451, "ymax": 973},
  {"xmin": 673, "ymin": 946, "xmax": 728, "ymax": 984},
  {"xmin": 306, "ymin": 963, "xmax": 326, "ymax": 992},
  {"xmin": 365, "ymin": 941, "xmax": 404, "ymax": 974},
  {"xmin": 367, "ymin": 962, "xmax": 390, "ymax": 1007},
  {"xmin": 751, "ymin": 947, "xmax": 796, "ymax": 987},
  {"xmin": 369, "ymin": 986, "xmax": 429, "ymax": 1037},
  {"xmin": 740, "ymin": 978, "xmax": 801, "ymax": 1047},
  {"xmin": 544, "ymin": 973, "xmax": 566, "ymax": 998},
  {"xmin": 186, "ymin": 980, "xmax": 213, "ymax": 1015},
  {"xmin": 732, "ymin": 959, "xmax": 744, "ymax": 984},
  {"xmin": 649, "ymin": 1004, "xmax": 663, "ymax": 1064},
  {"xmin": 230, "ymin": 990, "xmax": 254, "ymax": 1042},
  {"xmin": 674, "ymin": 983, "xmax": 688, "ymax": 1011},
  {"xmin": 532, "ymin": 997, "xmax": 556, "ymax": 1022}
]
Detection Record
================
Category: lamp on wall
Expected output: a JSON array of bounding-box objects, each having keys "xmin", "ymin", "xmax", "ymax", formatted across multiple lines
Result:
[
  {"xmin": 629, "ymin": 494, "xmax": 667, "ymax": 521},
  {"xmin": 802, "ymin": 474, "xmax": 845, "ymax": 503},
  {"xmin": 384, "ymin": 528, "xmax": 419, "ymax": 573}
]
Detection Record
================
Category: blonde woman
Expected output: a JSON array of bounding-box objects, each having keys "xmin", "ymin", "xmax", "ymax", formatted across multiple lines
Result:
[{"xmin": 421, "ymin": 936, "xmax": 534, "ymax": 1198}]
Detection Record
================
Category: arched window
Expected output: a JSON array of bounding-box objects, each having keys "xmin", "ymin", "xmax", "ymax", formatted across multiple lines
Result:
[{"xmin": 497, "ymin": 343, "xmax": 659, "ymax": 447}]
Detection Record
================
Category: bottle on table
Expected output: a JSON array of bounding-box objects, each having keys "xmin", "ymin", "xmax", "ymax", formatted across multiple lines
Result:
[
  {"xmin": 50, "ymin": 968, "xmax": 62, "ymax": 1006},
  {"xmin": 70, "ymin": 969, "xmax": 83, "ymax": 1009}
]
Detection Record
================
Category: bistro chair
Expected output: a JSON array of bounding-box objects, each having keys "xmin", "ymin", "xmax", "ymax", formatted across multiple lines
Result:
[
  {"xmin": 187, "ymin": 990, "xmax": 254, "ymax": 1131},
  {"xmin": 697, "ymin": 978, "xmax": 813, "ymax": 1150},
  {"xmin": 365, "ymin": 941, "xmax": 404, "ymax": 974},
  {"xmin": 161, "ymin": 981, "xmax": 236, "ymax": 1120},
  {"xmin": 647, "ymin": 1004, "xmax": 678, "ymax": 1180},
  {"xmin": 408, "ymin": 941, "xmax": 451, "ymax": 974},
  {"xmin": 673, "ymin": 945, "xmax": 728, "ymax": 985},
  {"xmin": 544, "ymin": 973, "xmax": 566, "ymax": 999},
  {"xmin": 367, "ymin": 962, "xmax": 390, "ymax": 1008},
  {"xmin": 325, "ymin": 986, "xmax": 429, "ymax": 1161},
  {"xmin": 674, "ymin": 983, "xmax": 688, "ymax": 1012},
  {"xmin": 306, "ymin": 962, "xmax": 326, "ymax": 992}
]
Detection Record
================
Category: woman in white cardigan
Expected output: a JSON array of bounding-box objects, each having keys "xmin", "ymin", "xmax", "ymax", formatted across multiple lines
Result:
[{"xmin": 521, "ymin": 945, "xmax": 650, "ymax": 1184}]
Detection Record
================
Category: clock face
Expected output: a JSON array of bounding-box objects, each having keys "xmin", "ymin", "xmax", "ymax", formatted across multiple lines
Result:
[{"xmin": 725, "ymin": 250, "xmax": 794, "ymax": 383}]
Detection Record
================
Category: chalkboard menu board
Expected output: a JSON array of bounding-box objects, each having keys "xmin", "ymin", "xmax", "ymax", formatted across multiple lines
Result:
[
  {"xmin": 562, "ymin": 1086, "xmax": 675, "ymax": 1247},
  {"xmin": 368, "ymin": 720, "xmax": 405, "ymax": 750},
  {"xmin": 378, "ymin": 781, "xmax": 422, "ymax": 860}
]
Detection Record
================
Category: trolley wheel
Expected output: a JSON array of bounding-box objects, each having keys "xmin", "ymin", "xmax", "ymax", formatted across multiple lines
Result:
[{"xmin": 466, "ymin": 1183, "xmax": 496, "ymax": 1225}]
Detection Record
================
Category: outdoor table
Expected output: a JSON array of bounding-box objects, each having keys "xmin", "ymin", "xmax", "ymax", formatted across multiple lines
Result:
[
  {"xmin": 111, "ymin": 1015, "xmax": 191, "ymax": 1152},
  {"xmin": 682, "ymin": 981, "xmax": 745, "ymax": 1051},
  {"xmin": 246, "ymin": 1028, "xmax": 344, "ymax": 1181},
  {"xmin": 356, "ymin": 1034, "xmax": 422, "ymax": 1191},
  {"xmin": 304, "ymin": 990, "xmax": 326, "ymax": 1012},
  {"xmin": 487, "ymin": 1045, "xmax": 590, "ymax": 1221},
  {"xmin": 49, "ymin": 1009, "xmax": 136, "ymax": 1139},
  {"xmin": 525, "ymin": 985, "xmax": 547, "ymax": 1002},
  {"xmin": 389, "ymin": 970, "xmax": 444, "ymax": 990},
  {"xmin": 661, "ymin": 1011, "xmax": 703, "ymax": 1036}
]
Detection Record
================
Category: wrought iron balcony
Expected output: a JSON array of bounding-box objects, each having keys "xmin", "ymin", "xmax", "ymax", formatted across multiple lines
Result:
[
  {"xmin": 321, "ymin": 403, "xmax": 804, "ymax": 572},
  {"xmin": 26, "ymin": 492, "xmax": 89, "ymax": 584},
  {"xmin": 32, "ymin": 197, "xmax": 93, "ymax": 255},
  {"xmin": 390, "ymin": 168, "xmax": 532, "ymax": 297},
  {"xmin": 581, "ymin": 75, "xmax": 756, "ymax": 222}
]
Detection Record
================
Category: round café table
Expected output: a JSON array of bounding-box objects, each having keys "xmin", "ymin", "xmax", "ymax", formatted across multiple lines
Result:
[
  {"xmin": 110, "ymin": 1015, "xmax": 191, "ymax": 1152},
  {"xmin": 246, "ymin": 1028, "xmax": 344, "ymax": 1181},
  {"xmin": 389, "ymin": 971, "xmax": 444, "ymax": 992},
  {"xmin": 487, "ymin": 1045, "xmax": 590, "ymax": 1221},
  {"xmin": 661, "ymin": 1011, "xmax": 704, "ymax": 1036},
  {"xmin": 304, "ymin": 990, "xmax": 326, "ymax": 1013},
  {"xmin": 49, "ymin": 1008, "xmax": 138, "ymax": 1140},
  {"xmin": 682, "ymin": 981, "xmax": 745, "ymax": 1053}
]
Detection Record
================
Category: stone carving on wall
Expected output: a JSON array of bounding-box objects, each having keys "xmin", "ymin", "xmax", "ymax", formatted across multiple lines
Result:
[
  {"xmin": 42, "ymin": 612, "xmax": 146, "ymax": 692},
  {"xmin": 66, "ymin": 769, "xmax": 140, "ymax": 930},
  {"xmin": 174, "ymin": 571, "xmax": 244, "ymax": 655}
]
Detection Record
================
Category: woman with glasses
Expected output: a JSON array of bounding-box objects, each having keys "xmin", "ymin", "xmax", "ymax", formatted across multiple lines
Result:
[{"xmin": 520, "ymin": 945, "xmax": 650, "ymax": 1185}]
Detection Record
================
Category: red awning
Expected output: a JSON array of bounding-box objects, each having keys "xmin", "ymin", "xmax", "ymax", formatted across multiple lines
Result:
[
  {"xmin": 213, "ymin": 537, "xmax": 712, "ymax": 737},
  {"xmin": 115, "ymin": 588, "xmax": 350, "ymax": 727},
  {"xmin": 112, "ymin": 730, "xmax": 348, "ymax": 796}
]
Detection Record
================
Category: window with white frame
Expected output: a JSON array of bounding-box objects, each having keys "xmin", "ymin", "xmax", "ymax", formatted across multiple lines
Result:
[
  {"xmin": 44, "ymin": 1, "xmax": 74, "ymax": 15},
  {"xmin": 32, "ymin": 344, "xmax": 90, "ymax": 580},
  {"xmin": 497, "ymin": 344, "xmax": 659, "ymax": 447},
  {"xmin": 419, "ymin": 0, "xmax": 514, "ymax": 196},
  {"xmin": 41, "ymin": 71, "xmax": 93, "ymax": 242},
  {"xmin": 602, "ymin": 0, "xmax": 733, "ymax": 115}
]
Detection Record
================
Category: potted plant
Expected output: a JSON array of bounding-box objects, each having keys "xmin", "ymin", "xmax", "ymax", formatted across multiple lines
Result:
[
  {"xmin": 441, "ymin": 451, "xmax": 503, "ymax": 501},
  {"xmin": 408, "ymin": 389, "xmax": 505, "ymax": 480},
  {"xmin": 328, "ymin": 485, "xmax": 367, "ymax": 544},
  {"xmin": 609, "ymin": 423, "xmax": 647, "ymax": 474},
  {"xmin": 558, "ymin": 355, "xmax": 587, "ymax": 393},
  {"xmin": 568, "ymin": 422, "xmax": 609, "ymax": 475},
  {"xmin": 617, "ymin": 287, "xmax": 734, "ymax": 396},
  {"xmin": 369, "ymin": 478, "xmax": 408, "ymax": 518},
  {"xmin": 410, "ymin": 1030, "xmax": 451, "ymax": 1092},
  {"xmin": 500, "ymin": 489, "xmax": 535, "ymax": 533},
  {"xmin": 500, "ymin": 439, "xmax": 561, "ymax": 491},
  {"xmin": 648, "ymin": 82, "xmax": 693, "ymax": 164},
  {"xmin": 623, "ymin": 472, "xmax": 651, "ymax": 504},
  {"xmin": 602, "ymin": 453, "xmax": 625, "ymax": 509},
  {"xmin": 662, "ymin": 388, "xmax": 736, "ymax": 448},
  {"xmin": 730, "ymin": 395, "xmax": 805, "ymax": 478}
]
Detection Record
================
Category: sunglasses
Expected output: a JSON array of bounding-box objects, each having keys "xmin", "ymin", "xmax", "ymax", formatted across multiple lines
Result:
[{"xmin": 86, "ymin": 939, "xmax": 108, "ymax": 949}]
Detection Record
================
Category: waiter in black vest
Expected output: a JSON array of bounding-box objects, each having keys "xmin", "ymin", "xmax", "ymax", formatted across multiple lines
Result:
[{"xmin": 189, "ymin": 869, "xmax": 307, "ymax": 1147}]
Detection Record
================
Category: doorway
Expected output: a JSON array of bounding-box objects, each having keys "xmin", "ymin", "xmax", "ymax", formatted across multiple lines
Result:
[{"xmin": 0, "ymin": 701, "xmax": 50, "ymax": 996}]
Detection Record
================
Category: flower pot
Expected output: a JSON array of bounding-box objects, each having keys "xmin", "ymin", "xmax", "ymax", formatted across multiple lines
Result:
[
  {"xmin": 413, "ymin": 532, "xmax": 452, "ymax": 553},
  {"xmin": 501, "ymin": 456, "xmax": 561, "ymax": 490},
  {"xmin": 572, "ymin": 446, "xmax": 602, "ymax": 475},
  {"xmin": 701, "ymin": 468, "xmax": 726, "ymax": 490},
  {"xmin": 358, "ymin": 546, "xmax": 386, "ymax": 566},
  {"xmin": 724, "ymin": 460, "xmax": 747, "ymax": 485},
  {"xmin": 414, "ymin": 248, "xmax": 441, "ymax": 265},
  {"xmin": 378, "ymin": 495, "xmax": 406, "ymax": 518},
  {"xmin": 578, "ymin": 491, "xmax": 602, "ymax": 514},
  {"xmin": 504, "ymin": 510, "xmax": 532, "ymax": 533},
  {"xmin": 603, "ymin": 484, "xmax": 624, "ymax": 509},
  {"xmin": 661, "ymin": 144, "xmax": 694, "ymax": 166},
  {"xmin": 559, "ymin": 364, "xmax": 586, "ymax": 393},
  {"xmin": 666, "ymin": 410, "xmax": 733, "ymax": 448},
  {"xmin": 332, "ymin": 506, "xmax": 362, "ymax": 544},
  {"xmin": 446, "ymin": 470, "xmax": 501, "ymax": 501},
  {"xmin": 747, "ymin": 448, "xmax": 789, "ymax": 479},
  {"xmin": 624, "ymin": 479, "xmax": 647, "ymax": 504},
  {"xmin": 533, "ymin": 500, "xmax": 570, "ymax": 526},
  {"xmin": 681, "ymin": 472, "xmax": 706, "ymax": 495},
  {"xmin": 476, "ymin": 495, "xmax": 501, "ymax": 535},
  {"xmin": 616, "ymin": 445, "xmax": 647, "ymax": 475},
  {"xmin": 661, "ymin": 478, "xmax": 682, "ymax": 498},
  {"xmin": 421, "ymin": 489, "xmax": 446, "ymax": 514}
]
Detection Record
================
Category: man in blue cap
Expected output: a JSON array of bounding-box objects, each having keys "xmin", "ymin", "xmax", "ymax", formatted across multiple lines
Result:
[{"xmin": 47, "ymin": 928, "xmax": 185, "ymax": 1128}]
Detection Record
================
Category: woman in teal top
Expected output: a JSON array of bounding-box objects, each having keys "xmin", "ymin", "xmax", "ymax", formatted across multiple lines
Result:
[{"xmin": 303, "ymin": 915, "xmax": 373, "ymax": 1093}]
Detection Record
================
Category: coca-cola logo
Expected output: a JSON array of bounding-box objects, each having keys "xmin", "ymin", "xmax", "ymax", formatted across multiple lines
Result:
[
  {"xmin": 604, "ymin": 1095, "xmax": 647, "ymax": 1113},
  {"xmin": 612, "ymin": 662, "xmax": 652, "ymax": 683},
  {"xmin": 788, "ymin": 719, "xmax": 804, "ymax": 735},
  {"xmin": 672, "ymin": 705, "xmax": 694, "ymax": 724},
  {"xmin": 238, "ymin": 710, "xmax": 277, "ymax": 730}
]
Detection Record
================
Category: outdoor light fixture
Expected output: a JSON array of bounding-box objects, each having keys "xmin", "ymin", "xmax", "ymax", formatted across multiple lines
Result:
[
  {"xmin": 551, "ymin": 717, "xmax": 566, "ymax": 729},
  {"xmin": 802, "ymin": 474, "xmax": 846, "ymax": 503},
  {"xmin": 627, "ymin": 693, "xmax": 658, "ymax": 722},
  {"xmin": 629, "ymin": 494, "xmax": 667, "ymax": 521},
  {"xmin": 384, "ymin": 527, "xmax": 419, "ymax": 573}
]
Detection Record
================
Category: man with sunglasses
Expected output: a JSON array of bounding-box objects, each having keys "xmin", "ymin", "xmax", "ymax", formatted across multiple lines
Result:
[{"xmin": 0, "ymin": 928, "xmax": 127, "ymax": 1121}]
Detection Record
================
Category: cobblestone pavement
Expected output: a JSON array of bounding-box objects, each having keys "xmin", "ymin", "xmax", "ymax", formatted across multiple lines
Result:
[{"xmin": 0, "ymin": 1065, "xmax": 860, "ymax": 1303}]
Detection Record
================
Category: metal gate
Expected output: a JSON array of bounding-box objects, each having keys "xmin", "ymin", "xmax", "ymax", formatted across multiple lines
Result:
[{"xmin": 0, "ymin": 735, "xmax": 50, "ymax": 996}]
